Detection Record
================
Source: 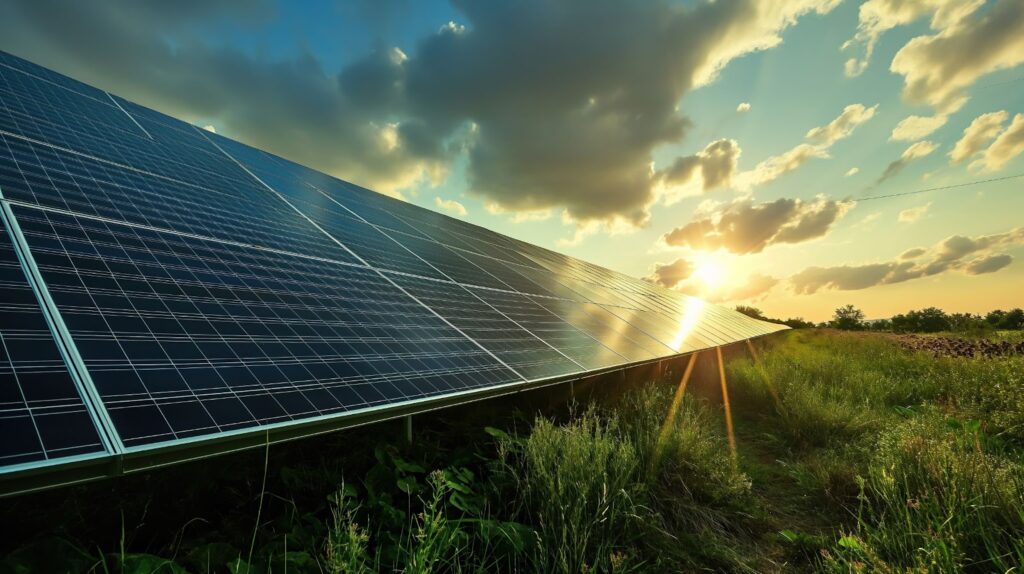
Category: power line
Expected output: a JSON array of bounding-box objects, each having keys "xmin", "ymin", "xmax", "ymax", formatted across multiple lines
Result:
[{"xmin": 854, "ymin": 172, "xmax": 1024, "ymax": 202}]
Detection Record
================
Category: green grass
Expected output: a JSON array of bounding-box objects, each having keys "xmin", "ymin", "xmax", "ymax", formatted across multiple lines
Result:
[{"xmin": 2, "ymin": 329, "xmax": 1023, "ymax": 573}]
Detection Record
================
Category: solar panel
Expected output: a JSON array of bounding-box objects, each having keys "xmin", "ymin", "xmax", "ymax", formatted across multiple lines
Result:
[
  {"xmin": 12, "ymin": 204, "xmax": 520, "ymax": 447},
  {"xmin": 0, "ymin": 212, "xmax": 108, "ymax": 468},
  {"xmin": 0, "ymin": 50, "xmax": 786, "ymax": 494}
]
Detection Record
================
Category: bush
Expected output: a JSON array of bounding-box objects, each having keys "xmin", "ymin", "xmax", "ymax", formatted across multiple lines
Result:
[{"xmin": 821, "ymin": 414, "xmax": 1024, "ymax": 572}]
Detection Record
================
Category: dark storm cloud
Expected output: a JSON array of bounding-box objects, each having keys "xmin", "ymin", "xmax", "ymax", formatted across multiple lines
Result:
[
  {"xmin": 0, "ymin": 0, "xmax": 444, "ymax": 192},
  {"xmin": 0, "ymin": 0, "xmax": 840, "ymax": 222},
  {"xmin": 790, "ymin": 227, "xmax": 1024, "ymax": 294},
  {"xmin": 661, "ymin": 196, "xmax": 852, "ymax": 254}
]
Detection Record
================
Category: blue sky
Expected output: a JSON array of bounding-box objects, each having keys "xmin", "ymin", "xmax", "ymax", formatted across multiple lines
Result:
[{"xmin": 2, "ymin": 0, "xmax": 1022, "ymax": 321}]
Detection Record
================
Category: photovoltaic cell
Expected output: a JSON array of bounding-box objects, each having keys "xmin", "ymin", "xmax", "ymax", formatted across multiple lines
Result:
[{"xmin": 0, "ymin": 215, "xmax": 105, "ymax": 466}]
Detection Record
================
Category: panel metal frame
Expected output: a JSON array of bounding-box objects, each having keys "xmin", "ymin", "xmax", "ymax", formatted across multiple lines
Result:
[{"xmin": 0, "ymin": 196, "xmax": 123, "ymax": 474}]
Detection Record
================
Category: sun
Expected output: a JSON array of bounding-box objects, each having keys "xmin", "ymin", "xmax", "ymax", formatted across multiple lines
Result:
[{"xmin": 692, "ymin": 254, "xmax": 727, "ymax": 290}]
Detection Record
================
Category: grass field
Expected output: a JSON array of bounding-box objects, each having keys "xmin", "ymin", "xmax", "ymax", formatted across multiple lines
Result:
[{"xmin": 2, "ymin": 330, "xmax": 1023, "ymax": 573}]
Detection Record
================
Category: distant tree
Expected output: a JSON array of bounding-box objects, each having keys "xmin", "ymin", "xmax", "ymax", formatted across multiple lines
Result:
[
  {"xmin": 948, "ymin": 312, "xmax": 988, "ymax": 333},
  {"xmin": 890, "ymin": 313, "xmax": 910, "ymax": 332},
  {"xmin": 831, "ymin": 305, "xmax": 866, "ymax": 330},
  {"xmin": 869, "ymin": 318, "xmax": 893, "ymax": 331},
  {"xmin": 1000, "ymin": 308, "xmax": 1024, "ymax": 330},
  {"xmin": 908, "ymin": 307, "xmax": 951, "ymax": 333},
  {"xmin": 782, "ymin": 317, "xmax": 815, "ymax": 329},
  {"xmin": 986, "ymin": 310, "xmax": 1007, "ymax": 327},
  {"xmin": 889, "ymin": 308, "xmax": 949, "ymax": 332},
  {"xmin": 735, "ymin": 305, "xmax": 768, "ymax": 321}
]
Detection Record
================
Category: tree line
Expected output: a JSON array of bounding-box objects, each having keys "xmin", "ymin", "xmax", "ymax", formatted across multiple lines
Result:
[{"xmin": 735, "ymin": 304, "xmax": 1024, "ymax": 334}]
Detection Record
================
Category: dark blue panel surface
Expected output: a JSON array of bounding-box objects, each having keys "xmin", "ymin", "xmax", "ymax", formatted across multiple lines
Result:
[
  {"xmin": 388, "ymin": 274, "xmax": 582, "ymax": 381},
  {"xmin": 469, "ymin": 288, "xmax": 626, "ymax": 371},
  {"xmin": 0, "ymin": 132, "xmax": 360, "ymax": 266},
  {"xmin": 0, "ymin": 216, "xmax": 104, "ymax": 466},
  {"xmin": 13, "ymin": 204, "xmax": 519, "ymax": 447}
]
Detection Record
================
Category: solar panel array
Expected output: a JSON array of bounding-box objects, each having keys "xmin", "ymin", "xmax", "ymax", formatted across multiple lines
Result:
[{"xmin": 0, "ymin": 50, "xmax": 785, "ymax": 492}]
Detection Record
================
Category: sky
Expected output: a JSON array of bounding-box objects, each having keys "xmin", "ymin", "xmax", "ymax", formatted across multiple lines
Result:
[{"xmin": 1, "ymin": 0, "xmax": 1022, "ymax": 322}]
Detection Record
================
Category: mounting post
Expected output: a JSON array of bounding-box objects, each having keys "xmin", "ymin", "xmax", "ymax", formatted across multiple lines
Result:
[{"xmin": 404, "ymin": 415, "xmax": 413, "ymax": 445}]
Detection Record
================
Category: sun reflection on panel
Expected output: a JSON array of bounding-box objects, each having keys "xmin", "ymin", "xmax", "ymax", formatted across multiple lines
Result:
[{"xmin": 669, "ymin": 296, "xmax": 705, "ymax": 351}]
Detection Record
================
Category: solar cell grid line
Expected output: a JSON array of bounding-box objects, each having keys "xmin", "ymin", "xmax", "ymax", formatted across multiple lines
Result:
[
  {"xmin": 202, "ymin": 129, "xmax": 544, "ymax": 273},
  {"xmin": 0, "ymin": 63, "xmax": 147, "ymax": 142},
  {"xmin": 311, "ymin": 188, "xmax": 607, "ymax": 373},
  {"xmin": 530, "ymin": 297, "xmax": 677, "ymax": 362},
  {"xmin": 600, "ymin": 304, "xmax": 720, "ymax": 353},
  {"xmin": 0, "ymin": 52, "xmax": 110, "ymax": 102},
  {"xmin": 439, "ymin": 248, "xmax": 557, "ymax": 297},
  {"xmin": 0, "ymin": 205, "xmax": 110, "ymax": 469},
  {"xmin": 469, "ymin": 287, "xmax": 629, "ymax": 371},
  {"xmin": 219, "ymin": 172, "xmax": 451, "ymax": 282},
  {"xmin": 387, "ymin": 273, "xmax": 585, "ymax": 381},
  {"xmin": 13, "ymin": 203, "xmax": 522, "ymax": 448},
  {"xmin": 295, "ymin": 181, "xmax": 528, "ymax": 292},
  {"xmin": 203, "ymin": 135, "xmax": 435, "ymax": 241},
  {"xmin": 646, "ymin": 288, "xmax": 757, "ymax": 343},
  {"xmin": 0, "ymin": 132, "xmax": 360, "ymax": 266},
  {"xmin": 0, "ymin": 59, "xmax": 264, "ymax": 190},
  {"xmin": 623, "ymin": 287, "xmax": 741, "ymax": 343},
  {"xmin": 198, "ymin": 125, "xmax": 529, "ymax": 384},
  {"xmin": 375, "ymin": 227, "xmax": 517, "ymax": 291},
  {"xmin": 105, "ymin": 93, "xmax": 153, "ymax": 139},
  {"xmin": 509, "ymin": 264, "xmax": 600, "ymax": 302}
]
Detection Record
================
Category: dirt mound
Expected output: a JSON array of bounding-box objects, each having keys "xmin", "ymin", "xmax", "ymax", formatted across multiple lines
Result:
[{"xmin": 894, "ymin": 334, "xmax": 1024, "ymax": 359}]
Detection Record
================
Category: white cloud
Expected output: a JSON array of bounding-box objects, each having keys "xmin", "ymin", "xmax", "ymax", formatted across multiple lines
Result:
[
  {"xmin": 728, "ymin": 103, "xmax": 877, "ymax": 191},
  {"xmin": 845, "ymin": 167, "xmax": 860, "ymax": 177},
  {"xmin": 950, "ymin": 110, "xmax": 1009, "ymax": 164},
  {"xmin": 736, "ymin": 102, "xmax": 751, "ymax": 113},
  {"xmin": 890, "ymin": 114, "xmax": 947, "ymax": 141},
  {"xmin": 890, "ymin": 0, "xmax": 1024, "ymax": 113},
  {"xmin": 971, "ymin": 113, "xmax": 1024, "ymax": 172},
  {"xmin": 805, "ymin": 103, "xmax": 879, "ymax": 145},
  {"xmin": 791, "ymin": 226, "xmax": 1024, "ymax": 294},
  {"xmin": 897, "ymin": 202, "xmax": 931, "ymax": 223},
  {"xmin": 860, "ymin": 212, "xmax": 881, "ymax": 224},
  {"xmin": 841, "ymin": 0, "xmax": 986, "ymax": 77},
  {"xmin": 662, "ymin": 195, "xmax": 854, "ymax": 254},
  {"xmin": 201, "ymin": 124, "xmax": 217, "ymax": 133},
  {"xmin": 709, "ymin": 273, "xmax": 779, "ymax": 304},
  {"xmin": 434, "ymin": 196, "xmax": 467, "ymax": 217}
]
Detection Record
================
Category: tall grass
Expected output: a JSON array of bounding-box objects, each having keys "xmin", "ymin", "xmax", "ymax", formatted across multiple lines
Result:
[
  {"xmin": 730, "ymin": 330, "xmax": 1024, "ymax": 572},
  {"xmin": 5, "ymin": 329, "xmax": 1023, "ymax": 573}
]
